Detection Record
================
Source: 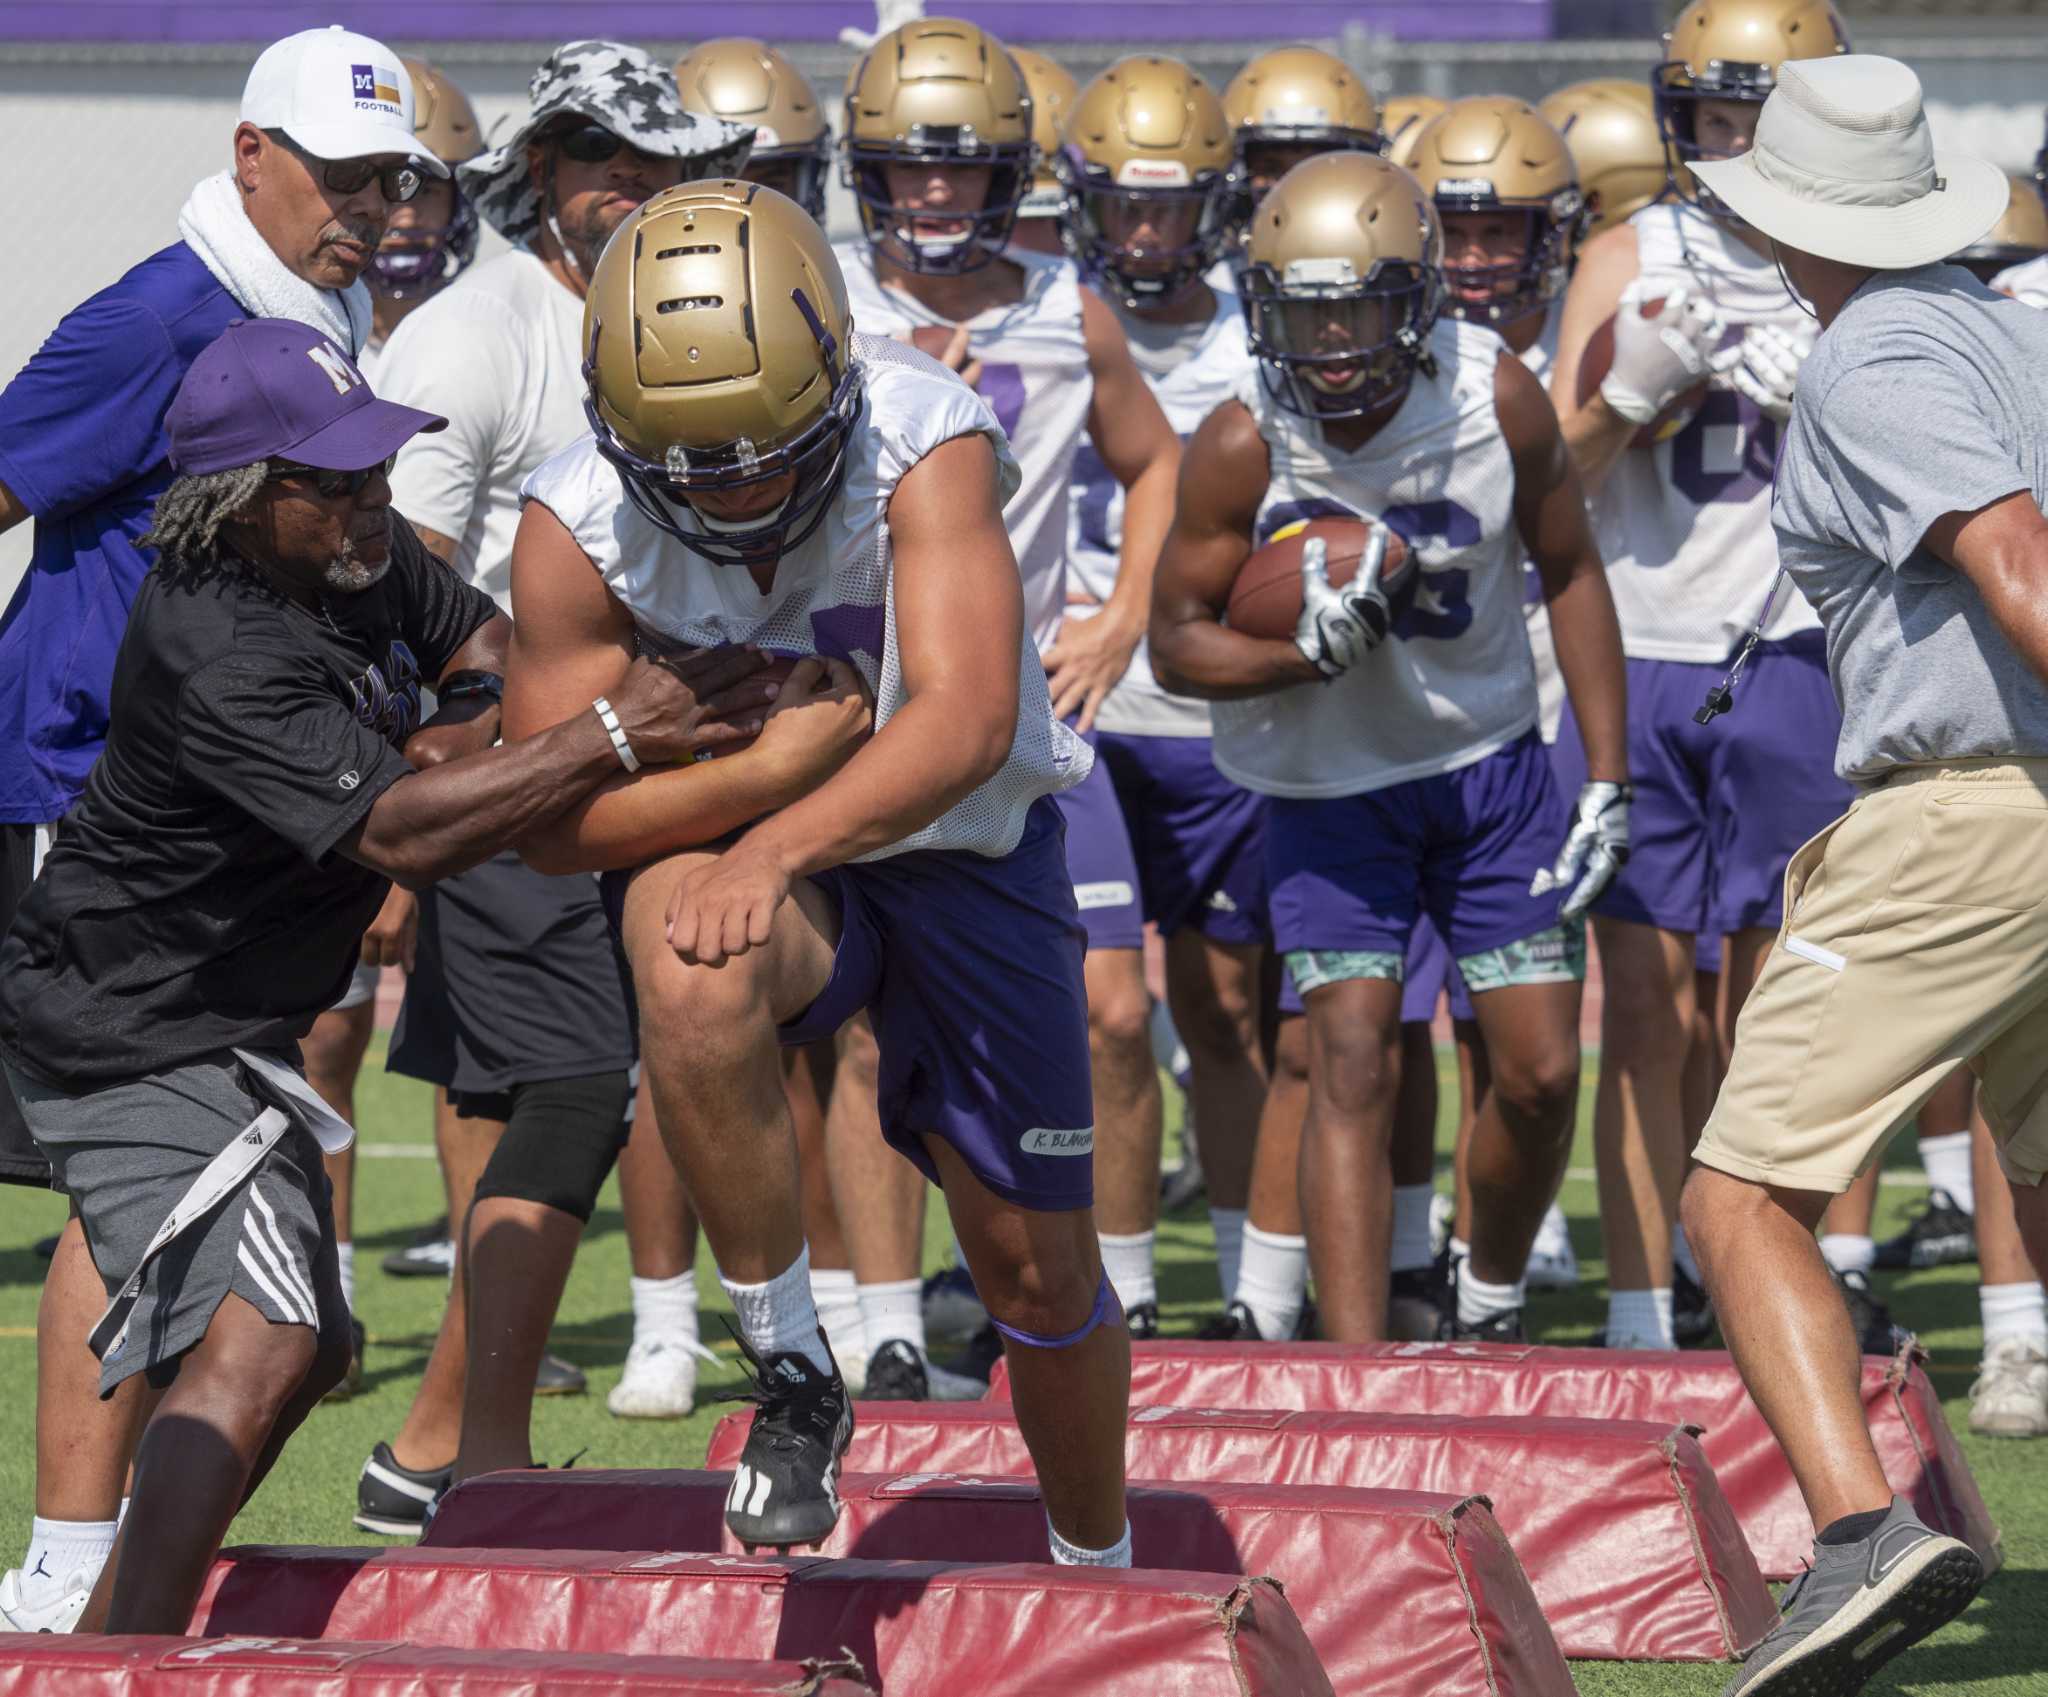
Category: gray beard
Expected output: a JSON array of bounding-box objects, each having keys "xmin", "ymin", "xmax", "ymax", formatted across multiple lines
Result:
[{"xmin": 322, "ymin": 535, "xmax": 390, "ymax": 594}]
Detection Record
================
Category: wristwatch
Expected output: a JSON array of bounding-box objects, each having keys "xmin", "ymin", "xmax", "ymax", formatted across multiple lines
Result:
[{"xmin": 438, "ymin": 669, "xmax": 504, "ymax": 703}]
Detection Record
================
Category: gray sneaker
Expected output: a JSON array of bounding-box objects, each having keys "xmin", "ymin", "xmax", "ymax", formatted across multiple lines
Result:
[{"xmin": 1724, "ymin": 1497, "xmax": 1982, "ymax": 1695}]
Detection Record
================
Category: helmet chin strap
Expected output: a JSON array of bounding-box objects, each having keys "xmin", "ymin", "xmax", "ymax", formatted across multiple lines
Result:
[
  {"xmin": 540, "ymin": 155, "xmax": 591, "ymax": 290},
  {"xmin": 1769, "ymin": 237, "xmax": 1821, "ymax": 322}
]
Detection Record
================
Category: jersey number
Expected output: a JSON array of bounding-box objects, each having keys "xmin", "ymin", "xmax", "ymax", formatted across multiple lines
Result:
[
  {"xmin": 975, "ymin": 361, "xmax": 1026, "ymax": 438},
  {"xmin": 1669, "ymin": 389, "xmax": 1776, "ymax": 507},
  {"xmin": 1257, "ymin": 496, "xmax": 1481, "ymax": 641}
]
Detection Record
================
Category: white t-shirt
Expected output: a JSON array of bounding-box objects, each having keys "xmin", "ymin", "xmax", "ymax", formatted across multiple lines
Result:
[
  {"xmin": 1991, "ymin": 252, "xmax": 2048, "ymax": 308},
  {"xmin": 378, "ymin": 250, "xmax": 588, "ymax": 614}
]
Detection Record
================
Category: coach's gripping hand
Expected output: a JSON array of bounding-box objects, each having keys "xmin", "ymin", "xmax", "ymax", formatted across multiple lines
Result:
[
  {"xmin": 1532, "ymin": 780, "xmax": 1632, "ymax": 921},
  {"xmin": 1294, "ymin": 529, "xmax": 1393, "ymax": 680},
  {"xmin": 612, "ymin": 648, "xmax": 791, "ymax": 767}
]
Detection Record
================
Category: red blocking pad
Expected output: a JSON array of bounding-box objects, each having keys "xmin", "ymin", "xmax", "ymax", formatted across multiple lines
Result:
[
  {"xmin": 420, "ymin": 1468, "xmax": 1573, "ymax": 1697},
  {"xmin": 0, "ymin": 1635, "xmax": 872, "ymax": 1696},
  {"xmin": 1002, "ymin": 1338, "xmax": 2002, "ymax": 1580},
  {"xmin": 706, "ymin": 1400, "xmax": 1776, "ymax": 1661},
  {"xmin": 191, "ymin": 1550, "xmax": 1334, "ymax": 1697}
]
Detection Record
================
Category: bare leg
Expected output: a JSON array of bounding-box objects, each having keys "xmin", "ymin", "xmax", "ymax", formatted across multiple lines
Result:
[
  {"xmin": 1390, "ymin": 1023, "xmax": 1438, "ymax": 1191},
  {"xmin": 36, "ymin": 1216, "xmax": 143, "ymax": 1523},
  {"xmin": 934, "ymin": 1137, "xmax": 1129, "ymax": 1550},
  {"xmin": 454, "ymin": 1197, "xmax": 584, "ymax": 1479},
  {"xmin": 620, "ymin": 1078, "xmax": 696, "ymax": 1283},
  {"xmin": 301, "ymin": 999, "xmax": 373, "ymax": 1249},
  {"xmin": 1974, "ymin": 1107, "xmax": 2039, "ymax": 1286},
  {"xmin": 827, "ymin": 1014, "xmax": 925, "ymax": 1286},
  {"xmin": 1683, "ymin": 1167, "xmax": 1893, "ymax": 1529},
  {"xmin": 1680, "ymin": 967, "xmax": 1725, "ymax": 1152},
  {"xmin": 1464, "ymin": 980, "xmax": 1583, "ymax": 1286},
  {"xmin": 1247, "ymin": 1015, "xmax": 1308, "ymax": 1238},
  {"xmin": 790, "ymin": 1044, "xmax": 847, "ymax": 1268},
  {"xmin": 1299, "ymin": 977, "xmax": 1404, "ymax": 1342},
  {"xmin": 1592, "ymin": 918, "xmax": 1696, "ymax": 1293},
  {"xmin": 1087, "ymin": 946, "xmax": 1163, "ymax": 1239},
  {"xmin": 1163, "ymin": 932, "xmax": 1265, "ymax": 1212},
  {"xmin": 1449, "ymin": 1020, "xmax": 1489, "ymax": 1241}
]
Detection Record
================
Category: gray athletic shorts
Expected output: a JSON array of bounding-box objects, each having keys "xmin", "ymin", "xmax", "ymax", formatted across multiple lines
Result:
[{"xmin": 2, "ymin": 1050, "xmax": 344, "ymax": 1396}]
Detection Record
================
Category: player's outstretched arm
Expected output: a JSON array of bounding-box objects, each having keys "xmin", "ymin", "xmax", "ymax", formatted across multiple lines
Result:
[
  {"xmin": 664, "ymin": 433, "xmax": 1021, "ymax": 964},
  {"xmin": 1149, "ymin": 400, "xmax": 1319, "ymax": 700},
  {"xmin": 496, "ymin": 499, "xmax": 865, "ymax": 875},
  {"xmin": 1043, "ymin": 288, "xmax": 1183, "ymax": 731},
  {"xmin": 1502, "ymin": 351, "xmax": 1628, "ymax": 787},
  {"xmin": 1550, "ymin": 221, "xmax": 1643, "ymax": 492}
]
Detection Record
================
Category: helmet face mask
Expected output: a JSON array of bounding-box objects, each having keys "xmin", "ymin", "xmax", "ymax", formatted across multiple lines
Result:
[
  {"xmin": 582, "ymin": 182, "xmax": 866, "ymax": 568},
  {"xmin": 1012, "ymin": 47, "xmax": 1080, "ymax": 226},
  {"xmin": 367, "ymin": 187, "xmax": 481, "ymax": 301},
  {"xmin": 846, "ymin": 133, "xmax": 1032, "ymax": 273}
]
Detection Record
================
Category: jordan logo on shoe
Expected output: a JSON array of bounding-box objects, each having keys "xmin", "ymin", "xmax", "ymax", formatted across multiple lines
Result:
[{"xmin": 28, "ymin": 1555, "xmax": 50, "ymax": 1580}]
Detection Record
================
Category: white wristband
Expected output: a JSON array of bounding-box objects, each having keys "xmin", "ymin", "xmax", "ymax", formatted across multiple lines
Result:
[{"xmin": 592, "ymin": 696, "xmax": 640, "ymax": 773}]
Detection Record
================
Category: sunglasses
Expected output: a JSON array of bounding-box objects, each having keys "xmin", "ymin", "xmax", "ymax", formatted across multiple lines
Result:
[
  {"xmin": 267, "ymin": 131, "xmax": 422, "ymax": 203},
  {"xmin": 267, "ymin": 453, "xmax": 396, "ymax": 499},
  {"xmin": 554, "ymin": 123, "xmax": 632, "ymax": 165}
]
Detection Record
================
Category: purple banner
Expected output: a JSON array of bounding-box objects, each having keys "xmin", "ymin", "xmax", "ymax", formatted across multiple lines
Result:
[{"xmin": 0, "ymin": 2, "xmax": 1558, "ymax": 45}]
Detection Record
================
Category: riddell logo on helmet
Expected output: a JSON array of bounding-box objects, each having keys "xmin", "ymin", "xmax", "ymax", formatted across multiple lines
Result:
[
  {"xmin": 350, "ymin": 64, "xmax": 402, "ymax": 109},
  {"xmin": 1116, "ymin": 159, "xmax": 1193, "ymax": 188}
]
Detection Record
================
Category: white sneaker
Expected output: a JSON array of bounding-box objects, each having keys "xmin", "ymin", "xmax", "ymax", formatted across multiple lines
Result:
[
  {"xmin": 606, "ymin": 1336, "xmax": 715, "ymax": 1420},
  {"xmin": 1970, "ymin": 1334, "xmax": 2048, "ymax": 1438},
  {"xmin": 0, "ymin": 1564, "xmax": 94, "ymax": 1633},
  {"xmin": 1524, "ymin": 1203, "xmax": 1578, "ymax": 1290},
  {"xmin": 1428, "ymin": 1192, "xmax": 1455, "ymax": 1260}
]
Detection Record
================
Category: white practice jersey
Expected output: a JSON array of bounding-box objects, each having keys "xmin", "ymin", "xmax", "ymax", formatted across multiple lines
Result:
[
  {"xmin": 1213, "ymin": 317, "xmax": 1536, "ymax": 799},
  {"xmin": 1992, "ymin": 253, "xmax": 2048, "ymax": 308},
  {"xmin": 1513, "ymin": 305, "xmax": 1567, "ymax": 743},
  {"xmin": 1068, "ymin": 288, "xmax": 1257, "ymax": 736},
  {"xmin": 837, "ymin": 245, "xmax": 1093, "ymax": 657},
  {"xmin": 1589, "ymin": 202, "xmax": 1818, "ymax": 662},
  {"xmin": 522, "ymin": 335, "xmax": 1089, "ymax": 862}
]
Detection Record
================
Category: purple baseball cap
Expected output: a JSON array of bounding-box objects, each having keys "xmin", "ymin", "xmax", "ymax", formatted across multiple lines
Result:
[{"xmin": 166, "ymin": 317, "xmax": 445, "ymax": 477}]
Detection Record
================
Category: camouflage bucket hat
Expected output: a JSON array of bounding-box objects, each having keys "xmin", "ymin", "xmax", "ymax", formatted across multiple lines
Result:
[{"xmin": 459, "ymin": 39, "xmax": 754, "ymax": 245}]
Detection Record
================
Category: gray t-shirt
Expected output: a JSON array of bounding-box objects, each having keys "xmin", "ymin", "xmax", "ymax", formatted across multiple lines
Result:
[{"xmin": 1773, "ymin": 263, "xmax": 2048, "ymax": 783}]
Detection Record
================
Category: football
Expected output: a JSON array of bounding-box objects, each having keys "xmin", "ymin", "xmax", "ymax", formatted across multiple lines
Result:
[
  {"xmin": 1574, "ymin": 297, "xmax": 1708, "ymax": 448},
  {"xmin": 1225, "ymin": 517, "xmax": 1413, "ymax": 642},
  {"xmin": 908, "ymin": 324, "xmax": 958, "ymax": 362}
]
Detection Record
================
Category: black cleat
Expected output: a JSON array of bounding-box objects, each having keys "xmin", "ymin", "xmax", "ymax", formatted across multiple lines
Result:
[
  {"xmin": 1440, "ymin": 1307, "xmax": 1526, "ymax": 1344},
  {"xmin": 1834, "ymin": 1269, "xmax": 1903, "ymax": 1357},
  {"xmin": 1389, "ymin": 1266, "xmax": 1448, "ymax": 1341},
  {"xmin": 381, "ymin": 1217, "xmax": 455, "ymax": 1278},
  {"xmin": 354, "ymin": 1441, "xmax": 452, "ymax": 1538},
  {"xmin": 534, "ymin": 1351, "xmax": 587, "ymax": 1397},
  {"xmin": 1874, "ymin": 1190, "xmax": 1977, "ymax": 1271},
  {"xmin": 1125, "ymin": 1299, "xmax": 1159, "ymax": 1340},
  {"xmin": 943, "ymin": 1321, "xmax": 1004, "ymax": 1386},
  {"xmin": 1675, "ymin": 1264, "xmax": 1718, "ymax": 1347},
  {"xmin": 716, "ymin": 1331, "xmax": 853, "ymax": 1552},
  {"xmin": 861, "ymin": 1338, "xmax": 930, "ymax": 1401},
  {"xmin": 1198, "ymin": 1300, "xmax": 1268, "ymax": 1341}
]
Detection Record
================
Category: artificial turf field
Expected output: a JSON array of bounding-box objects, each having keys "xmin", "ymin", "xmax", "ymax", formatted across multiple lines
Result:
[{"xmin": 1, "ymin": 1043, "xmax": 2041, "ymax": 1694}]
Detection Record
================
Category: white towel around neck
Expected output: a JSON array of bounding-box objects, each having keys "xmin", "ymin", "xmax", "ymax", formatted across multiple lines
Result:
[{"xmin": 177, "ymin": 169, "xmax": 373, "ymax": 355}]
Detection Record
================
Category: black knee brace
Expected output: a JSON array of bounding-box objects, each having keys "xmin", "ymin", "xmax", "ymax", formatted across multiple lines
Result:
[{"xmin": 470, "ymin": 1070, "xmax": 633, "ymax": 1222}]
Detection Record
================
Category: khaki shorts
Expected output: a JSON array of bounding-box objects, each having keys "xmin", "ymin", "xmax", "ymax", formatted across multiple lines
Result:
[{"xmin": 1695, "ymin": 758, "xmax": 2048, "ymax": 1193}]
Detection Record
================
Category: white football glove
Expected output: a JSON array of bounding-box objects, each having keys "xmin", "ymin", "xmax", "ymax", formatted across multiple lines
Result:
[
  {"xmin": 1293, "ymin": 529, "xmax": 1393, "ymax": 680},
  {"xmin": 1599, "ymin": 281, "xmax": 1729, "ymax": 426},
  {"xmin": 1531, "ymin": 781, "xmax": 1632, "ymax": 921},
  {"xmin": 1724, "ymin": 322, "xmax": 1813, "ymax": 424}
]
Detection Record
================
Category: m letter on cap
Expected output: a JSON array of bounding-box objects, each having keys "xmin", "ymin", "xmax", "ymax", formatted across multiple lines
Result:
[
  {"xmin": 351, "ymin": 64, "xmax": 402, "ymax": 108},
  {"xmin": 306, "ymin": 342, "xmax": 360, "ymax": 396}
]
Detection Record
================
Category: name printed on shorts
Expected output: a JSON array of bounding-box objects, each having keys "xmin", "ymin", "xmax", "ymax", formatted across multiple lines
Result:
[
  {"xmin": 1074, "ymin": 881, "xmax": 1135, "ymax": 911},
  {"xmin": 1020, "ymin": 1126, "xmax": 1096, "ymax": 1157}
]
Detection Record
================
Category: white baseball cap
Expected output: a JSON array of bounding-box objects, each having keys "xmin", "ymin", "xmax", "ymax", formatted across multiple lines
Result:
[
  {"xmin": 241, "ymin": 26, "xmax": 451, "ymax": 177},
  {"xmin": 1690, "ymin": 56, "xmax": 2002, "ymax": 270}
]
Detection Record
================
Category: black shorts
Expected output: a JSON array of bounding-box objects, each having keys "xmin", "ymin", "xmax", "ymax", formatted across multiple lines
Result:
[
  {"xmin": 389, "ymin": 848, "xmax": 636, "ymax": 1095},
  {"xmin": 2, "ymin": 822, "xmax": 52, "ymax": 1187}
]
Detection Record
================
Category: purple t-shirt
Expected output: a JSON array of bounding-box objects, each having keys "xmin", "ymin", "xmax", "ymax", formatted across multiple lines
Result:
[{"xmin": 0, "ymin": 242, "xmax": 241, "ymax": 824}]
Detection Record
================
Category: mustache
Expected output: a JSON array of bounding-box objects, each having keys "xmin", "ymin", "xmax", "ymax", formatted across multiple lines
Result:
[{"xmin": 320, "ymin": 218, "xmax": 384, "ymax": 251}]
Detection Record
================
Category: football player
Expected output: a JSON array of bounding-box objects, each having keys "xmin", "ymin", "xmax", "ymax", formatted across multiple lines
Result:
[
  {"xmin": 836, "ymin": 17, "xmax": 1182, "ymax": 1352},
  {"xmin": 1010, "ymin": 47, "xmax": 1079, "ymax": 256},
  {"xmin": 1968, "ymin": 169, "xmax": 2048, "ymax": 292},
  {"xmin": 1549, "ymin": 0, "xmax": 1854, "ymax": 1352},
  {"xmin": 1380, "ymin": 94, "xmax": 1449, "ymax": 169},
  {"xmin": 674, "ymin": 40, "xmax": 834, "ymax": 223},
  {"xmin": 1056, "ymin": 57, "xmax": 1269, "ymax": 1319},
  {"xmin": 1537, "ymin": 79, "xmax": 1673, "ymax": 241},
  {"xmin": 504, "ymin": 181, "xmax": 1132, "ymax": 1564},
  {"xmin": 1151, "ymin": 152, "xmax": 1629, "ymax": 1344},
  {"xmin": 1221, "ymin": 46, "xmax": 1384, "ymax": 239}
]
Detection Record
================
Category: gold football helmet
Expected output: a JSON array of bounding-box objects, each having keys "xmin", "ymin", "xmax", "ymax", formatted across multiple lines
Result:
[
  {"xmin": 368, "ymin": 59, "xmax": 483, "ymax": 301},
  {"xmin": 1953, "ymin": 172, "xmax": 2048, "ymax": 284},
  {"xmin": 1012, "ymin": 47, "xmax": 1079, "ymax": 223},
  {"xmin": 1537, "ymin": 80, "xmax": 1672, "ymax": 238},
  {"xmin": 1379, "ymin": 94, "xmax": 1449, "ymax": 169},
  {"xmin": 1654, "ymin": 0, "xmax": 1851, "ymax": 219},
  {"xmin": 1404, "ymin": 97, "xmax": 1584, "ymax": 325},
  {"xmin": 675, "ymin": 40, "xmax": 832, "ymax": 223},
  {"xmin": 1222, "ymin": 46, "xmax": 1383, "ymax": 227},
  {"xmin": 843, "ymin": 17, "xmax": 1036, "ymax": 273},
  {"xmin": 583, "ymin": 181, "xmax": 861, "ymax": 566},
  {"xmin": 1241, "ymin": 152, "xmax": 1443, "ymax": 420},
  {"xmin": 1061, "ymin": 56, "xmax": 1234, "ymax": 309}
]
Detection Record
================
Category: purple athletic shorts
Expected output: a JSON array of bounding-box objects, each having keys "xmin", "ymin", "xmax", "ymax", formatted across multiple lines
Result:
[
  {"xmin": 780, "ymin": 797, "xmax": 1096, "ymax": 1212},
  {"xmin": 1095, "ymin": 731, "xmax": 1267, "ymax": 944},
  {"xmin": 1267, "ymin": 731, "xmax": 1570, "ymax": 961},
  {"xmin": 1054, "ymin": 725, "xmax": 1144, "ymax": 952},
  {"xmin": 1553, "ymin": 635, "xmax": 1850, "ymax": 937},
  {"xmin": 1276, "ymin": 914, "xmax": 1473, "ymax": 1022}
]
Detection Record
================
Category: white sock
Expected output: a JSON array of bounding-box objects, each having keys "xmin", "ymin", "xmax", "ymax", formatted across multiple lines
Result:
[
  {"xmin": 1606, "ymin": 1287, "xmax": 1675, "ymax": 1349},
  {"xmin": 1098, "ymin": 1230, "xmax": 1157, "ymax": 1313},
  {"xmin": 1235, "ymin": 1223, "xmax": 1307, "ymax": 1339},
  {"xmin": 1671, "ymin": 1226, "xmax": 1703, "ymax": 1286},
  {"xmin": 629, "ymin": 1272, "xmax": 700, "ymax": 1348},
  {"xmin": 1819, "ymin": 1234, "xmax": 1875, "ymax": 1276},
  {"xmin": 809, "ymin": 1267, "xmax": 866, "ymax": 1370},
  {"xmin": 1448, "ymin": 1235, "xmax": 1472, "ymax": 1265},
  {"xmin": 721, "ymin": 1247, "xmax": 831, "ymax": 1375},
  {"xmin": 1209, "ymin": 1207, "xmax": 1246, "ymax": 1304},
  {"xmin": 1981, "ymin": 1281, "xmax": 2048, "ymax": 1349},
  {"xmin": 1456, "ymin": 1263, "xmax": 1524, "ymax": 1328},
  {"xmin": 1919, "ymin": 1132, "xmax": 1975, "ymax": 1215},
  {"xmin": 1391, "ymin": 1184, "xmax": 1436, "ymax": 1273},
  {"xmin": 858, "ymin": 1277, "xmax": 926, "ymax": 1359},
  {"xmin": 1048, "ymin": 1515, "xmax": 1133, "ymax": 1568},
  {"xmin": 336, "ymin": 1241, "xmax": 355, "ymax": 1313},
  {"xmin": 20, "ymin": 1515, "xmax": 117, "ymax": 1606}
]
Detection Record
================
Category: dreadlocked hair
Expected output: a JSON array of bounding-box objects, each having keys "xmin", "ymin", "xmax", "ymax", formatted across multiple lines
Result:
[{"xmin": 142, "ymin": 462, "xmax": 269, "ymax": 586}]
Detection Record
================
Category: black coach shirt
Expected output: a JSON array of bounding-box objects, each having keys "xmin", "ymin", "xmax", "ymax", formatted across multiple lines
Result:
[{"xmin": 0, "ymin": 518, "xmax": 496, "ymax": 1087}]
